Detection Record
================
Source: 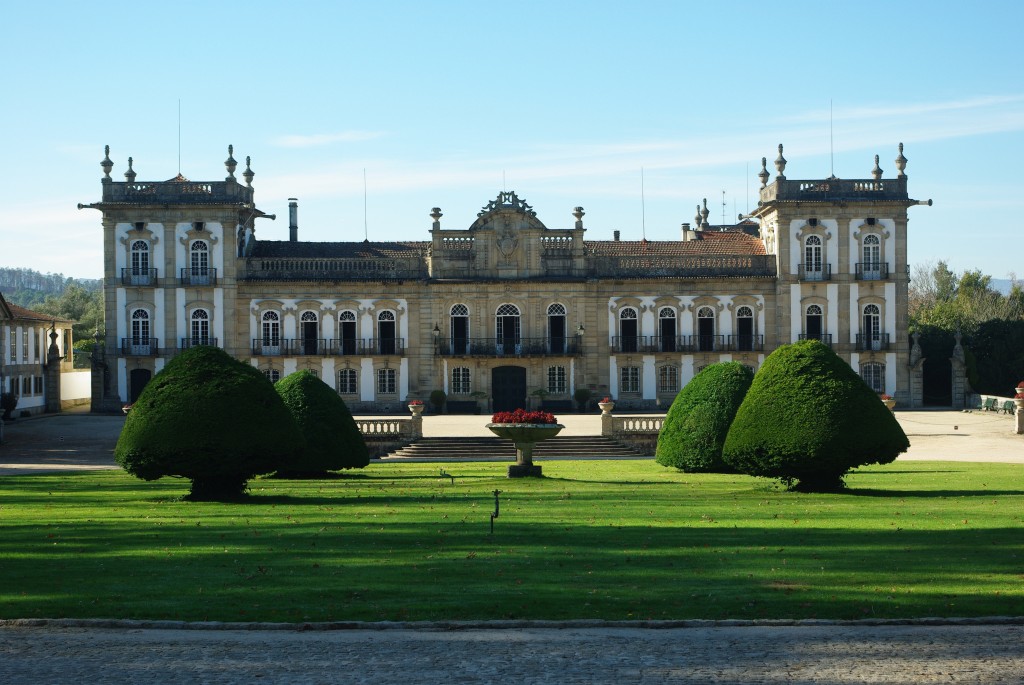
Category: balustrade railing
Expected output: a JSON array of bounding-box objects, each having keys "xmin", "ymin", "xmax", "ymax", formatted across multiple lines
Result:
[
  {"xmin": 121, "ymin": 268, "xmax": 158, "ymax": 286},
  {"xmin": 855, "ymin": 333, "xmax": 890, "ymax": 351},
  {"xmin": 179, "ymin": 337, "xmax": 218, "ymax": 349},
  {"xmin": 436, "ymin": 337, "xmax": 581, "ymax": 357},
  {"xmin": 179, "ymin": 267, "xmax": 218, "ymax": 286},
  {"xmin": 121, "ymin": 338, "xmax": 160, "ymax": 356},
  {"xmin": 252, "ymin": 338, "xmax": 405, "ymax": 357},
  {"xmin": 855, "ymin": 262, "xmax": 890, "ymax": 280},
  {"xmin": 798, "ymin": 333, "xmax": 833, "ymax": 348},
  {"xmin": 798, "ymin": 263, "xmax": 831, "ymax": 281}
]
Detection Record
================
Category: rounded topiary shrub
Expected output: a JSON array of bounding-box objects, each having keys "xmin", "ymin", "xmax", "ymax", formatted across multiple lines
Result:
[
  {"xmin": 656, "ymin": 361, "xmax": 754, "ymax": 472},
  {"xmin": 114, "ymin": 346, "xmax": 302, "ymax": 500},
  {"xmin": 274, "ymin": 370, "xmax": 369, "ymax": 476},
  {"xmin": 722, "ymin": 339, "xmax": 910, "ymax": 492}
]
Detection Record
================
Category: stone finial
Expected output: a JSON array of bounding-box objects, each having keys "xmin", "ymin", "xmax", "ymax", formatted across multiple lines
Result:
[
  {"xmin": 871, "ymin": 154, "xmax": 882, "ymax": 180},
  {"xmin": 101, "ymin": 145, "xmax": 113, "ymax": 180},
  {"xmin": 124, "ymin": 157, "xmax": 137, "ymax": 183},
  {"xmin": 774, "ymin": 144, "xmax": 787, "ymax": 180},
  {"xmin": 700, "ymin": 198, "xmax": 710, "ymax": 229},
  {"xmin": 225, "ymin": 144, "xmax": 237, "ymax": 179},
  {"xmin": 572, "ymin": 206, "xmax": 585, "ymax": 229},
  {"xmin": 895, "ymin": 142, "xmax": 907, "ymax": 178},
  {"xmin": 694, "ymin": 204, "xmax": 702, "ymax": 228},
  {"xmin": 243, "ymin": 156, "xmax": 254, "ymax": 187},
  {"xmin": 758, "ymin": 156, "xmax": 770, "ymax": 188},
  {"xmin": 430, "ymin": 207, "xmax": 443, "ymax": 230}
]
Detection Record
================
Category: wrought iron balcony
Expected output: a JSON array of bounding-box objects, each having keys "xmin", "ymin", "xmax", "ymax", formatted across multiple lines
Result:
[
  {"xmin": 179, "ymin": 267, "xmax": 218, "ymax": 286},
  {"xmin": 855, "ymin": 262, "xmax": 890, "ymax": 280},
  {"xmin": 252, "ymin": 338, "xmax": 406, "ymax": 357},
  {"xmin": 688, "ymin": 334, "xmax": 726, "ymax": 353},
  {"xmin": 121, "ymin": 338, "xmax": 160, "ymax": 356},
  {"xmin": 855, "ymin": 333, "xmax": 890, "ymax": 351},
  {"xmin": 120, "ymin": 268, "xmax": 158, "ymax": 286},
  {"xmin": 179, "ymin": 337, "xmax": 218, "ymax": 349},
  {"xmin": 798, "ymin": 263, "xmax": 831, "ymax": 281},
  {"xmin": 646, "ymin": 335, "xmax": 688, "ymax": 353},
  {"xmin": 436, "ymin": 337, "xmax": 581, "ymax": 357},
  {"xmin": 727, "ymin": 334, "xmax": 764, "ymax": 352},
  {"xmin": 798, "ymin": 333, "xmax": 833, "ymax": 348}
]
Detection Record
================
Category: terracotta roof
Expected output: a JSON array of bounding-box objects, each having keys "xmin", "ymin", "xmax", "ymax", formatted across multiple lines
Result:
[
  {"xmin": 586, "ymin": 231, "xmax": 766, "ymax": 256},
  {"xmin": 3, "ymin": 300, "xmax": 74, "ymax": 325},
  {"xmin": 250, "ymin": 241, "xmax": 429, "ymax": 259}
]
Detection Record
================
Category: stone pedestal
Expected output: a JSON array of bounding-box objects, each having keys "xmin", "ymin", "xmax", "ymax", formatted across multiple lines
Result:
[
  {"xmin": 1016, "ymin": 404, "xmax": 1024, "ymax": 435},
  {"xmin": 508, "ymin": 464, "xmax": 543, "ymax": 478}
]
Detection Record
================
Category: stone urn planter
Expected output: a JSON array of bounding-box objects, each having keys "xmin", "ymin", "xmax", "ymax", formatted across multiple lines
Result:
[
  {"xmin": 880, "ymin": 395, "xmax": 895, "ymax": 412},
  {"xmin": 408, "ymin": 402, "xmax": 425, "ymax": 417},
  {"xmin": 598, "ymin": 399, "xmax": 615, "ymax": 415},
  {"xmin": 487, "ymin": 409, "xmax": 563, "ymax": 477}
]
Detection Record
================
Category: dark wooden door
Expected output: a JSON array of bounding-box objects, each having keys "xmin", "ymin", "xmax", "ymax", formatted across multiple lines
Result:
[
  {"xmin": 491, "ymin": 366, "xmax": 526, "ymax": 412},
  {"xmin": 129, "ymin": 369, "xmax": 151, "ymax": 403}
]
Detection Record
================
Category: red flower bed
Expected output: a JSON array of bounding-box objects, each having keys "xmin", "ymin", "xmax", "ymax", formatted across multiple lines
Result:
[{"xmin": 490, "ymin": 408, "xmax": 558, "ymax": 424}]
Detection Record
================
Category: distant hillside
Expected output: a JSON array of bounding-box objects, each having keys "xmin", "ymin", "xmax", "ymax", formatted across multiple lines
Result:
[
  {"xmin": 0, "ymin": 267, "xmax": 102, "ymax": 309},
  {"xmin": 991, "ymin": 278, "xmax": 1016, "ymax": 296}
]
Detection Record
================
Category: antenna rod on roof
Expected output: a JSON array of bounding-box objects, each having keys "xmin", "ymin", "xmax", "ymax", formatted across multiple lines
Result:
[
  {"xmin": 363, "ymin": 168, "xmax": 368, "ymax": 242},
  {"xmin": 830, "ymin": 99, "xmax": 834, "ymax": 178},
  {"xmin": 177, "ymin": 99, "xmax": 181, "ymax": 175},
  {"xmin": 641, "ymin": 167, "xmax": 646, "ymax": 240}
]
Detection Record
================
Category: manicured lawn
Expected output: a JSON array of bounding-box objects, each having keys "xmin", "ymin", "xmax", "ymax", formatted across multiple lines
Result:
[{"xmin": 0, "ymin": 461, "xmax": 1021, "ymax": 622}]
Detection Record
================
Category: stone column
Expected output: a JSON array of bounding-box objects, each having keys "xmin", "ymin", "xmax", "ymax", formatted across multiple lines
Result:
[{"xmin": 44, "ymin": 327, "xmax": 61, "ymax": 413}]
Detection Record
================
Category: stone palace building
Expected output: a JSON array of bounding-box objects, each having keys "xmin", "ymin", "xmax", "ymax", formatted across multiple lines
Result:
[{"xmin": 81, "ymin": 144, "xmax": 928, "ymax": 413}]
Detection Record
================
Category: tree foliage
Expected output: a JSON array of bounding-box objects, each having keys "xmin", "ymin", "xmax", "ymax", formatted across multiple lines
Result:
[
  {"xmin": 656, "ymin": 362, "xmax": 753, "ymax": 472},
  {"xmin": 722, "ymin": 340, "xmax": 909, "ymax": 492},
  {"xmin": 274, "ymin": 370, "xmax": 369, "ymax": 476},
  {"xmin": 115, "ymin": 346, "xmax": 302, "ymax": 500}
]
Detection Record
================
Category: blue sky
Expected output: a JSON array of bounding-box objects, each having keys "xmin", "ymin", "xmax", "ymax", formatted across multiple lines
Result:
[{"xmin": 2, "ymin": 1, "xmax": 1022, "ymax": 280}]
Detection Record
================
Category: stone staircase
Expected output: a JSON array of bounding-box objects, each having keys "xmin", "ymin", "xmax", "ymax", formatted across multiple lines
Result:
[{"xmin": 382, "ymin": 435, "xmax": 646, "ymax": 461}]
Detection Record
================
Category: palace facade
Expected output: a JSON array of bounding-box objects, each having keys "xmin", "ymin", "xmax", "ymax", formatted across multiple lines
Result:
[{"xmin": 82, "ymin": 144, "xmax": 927, "ymax": 412}]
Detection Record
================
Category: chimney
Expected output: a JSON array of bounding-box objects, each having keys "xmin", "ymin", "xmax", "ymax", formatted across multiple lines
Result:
[
  {"xmin": 288, "ymin": 198, "xmax": 298, "ymax": 242},
  {"xmin": 613, "ymin": 230, "xmax": 620, "ymax": 241},
  {"xmin": 681, "ymin": 222, "xmax": 693, "ymax": 241}
]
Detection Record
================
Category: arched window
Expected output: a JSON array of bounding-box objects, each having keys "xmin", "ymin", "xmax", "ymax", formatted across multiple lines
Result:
[
  {"xmin": 377, "ymin": 310, "xmax": 397, "ymax": 355},
  {"xmin": 736, "ymin": 305, "xmax": 755, "ymax": 351},
  {"xmin": 861, "ymin": 362, "xmax": 885, "ymax": 394},
  {"xmin": 190, "ymin": 240, "xmax": 210, "ymax": 284},
  {"xmin": 862, "ymin": 304, "xmax": 882, "ymax": 351},
  {"xmin": 548, "ymin": 303, "xmax": 567, "ymax": 353},
  {"xmin": 338, "ymin": 310, "xmax": 357, "ymax": 355},
  {"xmin": 338, "ymin": 368, "xmax": 357, "ymax": 394},
  {"xmin": 697, "ymin": 306, "xmax": 716, "ymax": 351},
  {"xmin": 805, "ymin": 304, "xmax": 824, "ymax": 343},
  {"xmin": 450, "ymin": 303, "xmax": 469, "ymax": 354},
  {"xmin": 130, "ymin": 240, "xmax": 151, "ymax": 284},
  {"xmin": 619, "ymin": 306, "xmax": 639, "ymax": 352},
  {"xmin": 658, "ymin": 307, "xmax": 676, "ymax": 352},
  {"xmin": 300, "ymin": 311, "xmax": 320, "ymax": 355},
  {"xmin": 495, "ymin": 304, "xmax": 520, "ymax": 355},
  {"xmin": 190, "ymin": 309, "xmax": 210, "ymax": 346},
  {"xmin": 862, "ymin": 234, "xmax": 881, "ymax": 279},
  {"xmin": 130, "ymin": 309, "xmax": 151, "ymax": 354},
  {"xmin": 803, "ymin": 235, "xmax": 823, "ymax": 280},
  {"xmin": 261, "ymin": 311, "xmax": 280, "ymax": 355}
]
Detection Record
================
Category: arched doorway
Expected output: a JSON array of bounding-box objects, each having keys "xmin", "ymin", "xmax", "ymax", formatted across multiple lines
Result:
[
  {"xmin": 491, "ymin": 366, "xmax": 526, "ymax": 412},
  {"xmin": 129, "ymin": 368, "xmax": 152, "ymax": 403}
]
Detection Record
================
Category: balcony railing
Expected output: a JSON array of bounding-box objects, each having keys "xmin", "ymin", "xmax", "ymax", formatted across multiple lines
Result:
[
  {"xmin": 436, "ymin": 337, "xmax": 581, "ymax": 357},
  {"xmin": 855, "ymin": 333, "xmax": 890, "ymax": 351},
  {"xmin": 798, "ymin": 263, "xmax": 831, "ymax": 281},
  {"xmin": 121, "ymin": 338, "xmax": 159, "ymax": 356},
  {"xmin": 727, "ymin": 334, "xmax": 764, "ymax": 352},
  {"xmin": 855, "ymin": 262, "xmax": 890, "ymax": 280},
  {"xmin": 251, "ymin": 338, "xmax": 406, "ymax": 357},
  {"xmin": 121, "ymin": 268, "xmax": 158, "ymax": 286},
  {"xmin": 180, "ymin": 267, "xmax": 218, "ymax": 286},
  {"xmin": 179, "ymin": 337, "xmax": 218, "ymax": 349},
  {"xmin": 798, "ymin": 333, "xmax": 833, "ymax": 348},
  {"xmin": 611, "ymin": 334, "xmax": 734, "ymax": 353}
]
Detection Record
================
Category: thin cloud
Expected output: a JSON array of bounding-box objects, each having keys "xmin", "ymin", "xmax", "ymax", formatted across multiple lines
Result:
[{"xmin": 270, "ymin": 131, "xmax": 386, "ymax": 148}]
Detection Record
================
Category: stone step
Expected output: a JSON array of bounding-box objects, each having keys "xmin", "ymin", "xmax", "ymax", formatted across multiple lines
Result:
[{"xmin": 383, "ymin": 436, "xmax": 644, "ymax": 460}]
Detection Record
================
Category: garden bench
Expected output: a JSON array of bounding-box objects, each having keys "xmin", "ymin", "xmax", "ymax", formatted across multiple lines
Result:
[
  {"xmin": 981, "ymin": 397, "xmax": 998, "ymax": 411},
  {"xmin": 1001, "ymin": 400, "xmax": 1016, "ymax": 415}
]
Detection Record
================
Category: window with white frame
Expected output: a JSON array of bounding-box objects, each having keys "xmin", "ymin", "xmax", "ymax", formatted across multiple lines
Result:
[
  {"xmin": 619, "ymin": 306, "xmax": 639, "ymax": 352},
  {"xmin": 263, "ymin": 369, "xmax": 281, "ymax": 384},
  {"xmin": 620, "ymin": 366, "xmax": 640, "ymax": 394},
  {"xmin": 804, "ymin": 234, "xmax": 823, "ymax": 278},
  {"xmin": 450, "ymin": 303, "xmax": 470, "ymax": 354},
  {"xmin": 376, "ymin": 368, "xmax": 397, "ymax": 395},
  {"xmin": 658, "ymin": 365, "xmax": 679, "ymax": 393},
  {"xmin": 861, "ymin": 362, "xmax": 885, "ymax": 394},
  {"xmin": 261, "ymin": 311, "xmax": 281, "ymax": 353},
  {"xmin": 451, "ymin": 366, "xmax": 471, "ymax": 394},
  {"xmin": 130, "ymin": 240, "xmax": 150, "ymax": 275},
  {"xmin": 130, "ymin": 309, "xmax": 150, "ymax": 352},
  {"xmin": 339, "ymin": 310, "xmax": 357, "ymax": 355},
  {"xmin": 862, "ymin": 233, "xmax": 881, "ymax": 277},
  {"xmin": 190, "ymin": 240, "xmax": 210, "ymax": 280},
  {"xmin": 34, "ymin": 376, "xmax": 43, "ymax": 394},
  {"xmin": 697, "ymin": 306, "xmax": 716, "ymax": 351},
  {"xmin": 21, "ymin": 329, "xmax": 28, "ymax": 362},
  {"xmin": 547, "ymin": 365, "xmax": 567, "ymax": 394},
  {"xmin": 863, "ymin": 303, "xmax": 881, "ymax": 350},
  {"xmin": 338, "ymin": 368, "xmax": 357, "ymax": 394},
  {"xmin": 190, "ymin": 309, "xmax": 210, "ymax": 346},
  {"xmin": 495, "ymin": 303, "xmax": 521, "ymax": 352}
]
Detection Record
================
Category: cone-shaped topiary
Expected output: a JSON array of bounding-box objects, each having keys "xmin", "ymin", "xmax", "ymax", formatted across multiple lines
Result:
[
  {"xmin": 656, "ymin": 361, "xmax": 753, "ymax": 472},
  {"xmin": 115, "ymin": 346, "xmax": 302, "ymax": 500},
  {"xmin": 722, "ymin": 339, "xmax": 910, "ymax": 491},
  {"xmin": 274, "ymin": 370, "xmax": 369, "ymax": 476}
]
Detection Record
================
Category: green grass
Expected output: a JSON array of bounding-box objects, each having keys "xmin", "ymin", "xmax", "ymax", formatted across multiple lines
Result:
[{"xmin": 1, "ymin": 460, "xmax": 1022, "ymax": 623}]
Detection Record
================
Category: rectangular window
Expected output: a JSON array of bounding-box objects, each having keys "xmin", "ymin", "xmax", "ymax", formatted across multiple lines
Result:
[
  {"xmin": 861, "ymin": 363, "xmax": 886, "ymax": 394},
  {"xmin": 22, "ymin": 376, "xmax": 31, "ymax": 395},
  {"xmin": 547, "ymin": 366, "xmax": 567, "ymax": 394},
  {"xmin": 451, "ymin": 367, "xmax": 471, "ymax": 394},
  {"xmin": 338, "ymin": 369, "xmax": 357, "ymax": 394},
  {"xmin": 34, "ymin": 376, "xmax": 43, "ymax": 394},
  {"xmin": 22, "ymin": 330, "xmax": 28, "ymax": 362},
  {"xmin": 657, "ymin": 366, "xmax": 678, "ymax": 393},
  {"xmin": 376, "ymin": 368, "xmax": 397, "ymax": 395},
  {"xmin": 620, "ymin": 366, "xmax": 640, "ymax": 394},
  {"xmin": 263, "ymin": 369, "xmax": 280, "ymax": 384}
]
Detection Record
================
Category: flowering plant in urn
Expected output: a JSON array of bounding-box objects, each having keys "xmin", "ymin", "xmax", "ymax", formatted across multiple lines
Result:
[
  {"xmin": 487, "ymin": 408, "xmax": 564, "ymax": 477},
  {"xmin": 490, "ymin": 409, "xmax": 557, "ymax": 425}
]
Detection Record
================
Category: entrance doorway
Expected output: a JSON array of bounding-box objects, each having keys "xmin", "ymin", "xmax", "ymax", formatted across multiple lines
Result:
[
  {"xmin": 491, "ymin": 366, "xmax": 526, "ymax": 412},
  {"xmin": 922, "ymin": 357, "xmax": 953, "ymax": 406},
  {"xmin": 129, "ymin": 368, "xmax": 152, "ymax": 403}
]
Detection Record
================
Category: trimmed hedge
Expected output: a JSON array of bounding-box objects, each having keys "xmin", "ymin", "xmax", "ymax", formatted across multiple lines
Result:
[
  {"xmin": 656, "ymin": 362, "xmax": 753, "ymax": 472},
  {"xmin": 274, "ymin": 370, "xmax": 369, "ymax": 475},
  {"xmin": 114, "ymin": 346, "xmax": 302, "ymax": 500},
  {"xmin": 722, "ymin": 339, "xmax": 909, "ymax": 491}
]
